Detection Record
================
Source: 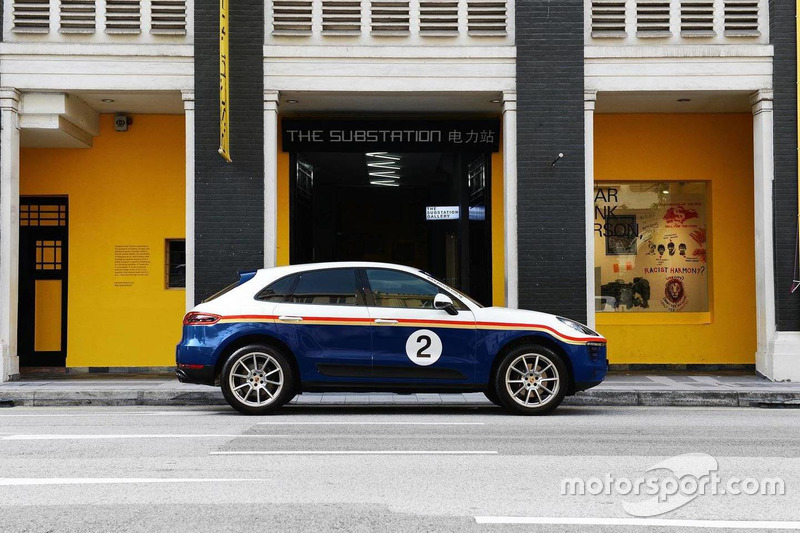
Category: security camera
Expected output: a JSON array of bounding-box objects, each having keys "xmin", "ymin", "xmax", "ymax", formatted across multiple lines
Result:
[{"xmin": 114, "ymin": 114, "xmax": 131, "ymax": 132}]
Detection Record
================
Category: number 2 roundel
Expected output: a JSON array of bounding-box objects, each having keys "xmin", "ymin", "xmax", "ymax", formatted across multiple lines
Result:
[{"xmin": 405, "ymin": 329, "xmax": 443, "ymax": 366}]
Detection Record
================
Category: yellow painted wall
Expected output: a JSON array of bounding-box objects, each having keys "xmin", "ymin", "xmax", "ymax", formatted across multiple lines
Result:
[
  {"xmin": 277, "ymin": 125, "xmax": 290, "ymax": 266},
  {"xmin": 20, "ymin": 114, "xmax": 185, "ymax": 367},
  {"xmin": 491, "ymin": 144, "xmax": 505, "ymax": 306},
  {"xmin": 595, "ymin": 114, "xmax": 756, "ymax": 364},
  {"xmin": 275, "ymin": 117, "xmax": 506, "ymax": 305}
]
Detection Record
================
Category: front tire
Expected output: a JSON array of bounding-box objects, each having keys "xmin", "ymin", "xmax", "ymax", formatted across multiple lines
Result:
[
  {"xmin": 220, "ymin": 344, "xmax": 295, "ymax": 415},
  {"xmin": 493, "ymin": 345, "xmax": 568, "ymax": 415}
]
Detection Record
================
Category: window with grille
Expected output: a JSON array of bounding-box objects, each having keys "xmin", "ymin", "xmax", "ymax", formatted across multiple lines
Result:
[
  {"xmin": 36, "ymin": 241, "xmax": 63, "ymax": 271},
  {"xmin": 20, "ymin": 204, "xmax": 67, "ymax": 227},
  {"xmin": 150, "ymin": 0, "xmax": 186, "ymax": 34},
  {"xmin": 723, "ymin": 0, "xmax": 759, "ymax": 36},
  {"xmin": 419, "ymin": 0, "xmax": 458, "ymax": 35},
  {"xmin": 12, "ymin": 0, "xmax": 51, "ymax": 33},
  {"xmin": 105, "ymin": 0, "xmax": 141, "ymax": 33},
  {"xmin": 680, "ymin": 0, "xmax": 714, "ymax": 36},
  {"xmin": 60, "ymin": 0, "xmax": 95, "ymax": 32},
  {"xmin": 636, "ymin": 0, "xmax": 671, "ymax": 37},
  {"xmin": 321, "ymin": 0, "xmax": 362, "ymax": 35},
  {"xmin": 590, "ymin": 0, "xmax": 626, "ymax": 38},
  {"xmin": 166, "ymin": 239, "xmax": 185, "ymax": 289},
  {"xmin": 272, "ymin": 0, "xmax": 313, "ymax": 35},
  {"xmin": 371, "ymin": 0, "xmax": 409, "ymax": 35},
  {"xmin": 466, "ymin": 0, "xmax": 506, "ymax": 36}
]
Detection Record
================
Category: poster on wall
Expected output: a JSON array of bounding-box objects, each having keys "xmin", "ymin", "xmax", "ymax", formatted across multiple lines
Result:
[{"xmin": 594, "ymin": 182, "xmax": 708, "ymax": 313}]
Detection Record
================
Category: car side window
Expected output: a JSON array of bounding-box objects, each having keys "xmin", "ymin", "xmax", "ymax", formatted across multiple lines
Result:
[
  {"xmin": 290, "ymin": 269, "xmax": 360, "ymax": 306},
  {"xmin": 365, "ymin": 269, "xmax": 450, "ymax": 309},
  {"xmin": 255, "ymin": 274, "xmax": 297, "ymax": 302}
]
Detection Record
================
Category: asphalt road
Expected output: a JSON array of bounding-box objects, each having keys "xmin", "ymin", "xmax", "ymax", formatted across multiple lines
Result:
[{"xmin": 0, "ymin": 404, "xmax": 798, "ymax": 532}]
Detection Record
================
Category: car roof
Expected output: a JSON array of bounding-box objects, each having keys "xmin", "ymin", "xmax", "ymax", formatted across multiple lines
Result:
[{"xmin": 254, "ymin": 261, "xmax": 427, "ymax": 278}]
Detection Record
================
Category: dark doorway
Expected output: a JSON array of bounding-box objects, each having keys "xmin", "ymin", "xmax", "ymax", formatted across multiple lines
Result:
[
  {"xmin": 290, "ymin": 152, "xmax": 492, "ymax": 305},
  {"xmin": 18, "ymin": 196, "xmax": 69, "ymax": 367}
]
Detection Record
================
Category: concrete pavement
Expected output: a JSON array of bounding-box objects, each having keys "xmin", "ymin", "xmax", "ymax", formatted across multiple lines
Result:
[
  {"xmin": 0, "ymin": 405, "xmax": 798, "ymax": 532},
  {"xmin": 1, "ymin": 372, "xmax": 800, "ymax": 408}
]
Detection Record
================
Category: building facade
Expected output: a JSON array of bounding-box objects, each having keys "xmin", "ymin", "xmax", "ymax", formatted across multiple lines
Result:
[{"xmin": 0, "ymin": 0, "xmax": 797, "ymax": 381}]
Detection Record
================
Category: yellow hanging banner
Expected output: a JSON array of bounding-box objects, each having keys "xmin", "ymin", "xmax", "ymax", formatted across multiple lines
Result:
[{"xmin": 219, "ymin": 0, "xmax": 231, "ymax": 163}]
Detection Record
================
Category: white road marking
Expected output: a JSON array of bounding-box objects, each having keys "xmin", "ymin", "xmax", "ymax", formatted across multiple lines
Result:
[
  {"xmin": 256, "ymin": 421, "xmax": 485, "ymax": 426},
  {"xmin": 2, "ymin": 434, "xmax": 290, "ymax": 441},
  {"xmin": 474, "ymin": 517, "xmax": 800, "ymax": 529},
  {"xmin": 0, "ymin": 411, "xmax": 222, "ymax": 418},
  {"xmin": 0, "ymin": 478, "xmax": 240, "ymax": 487},
  {"xmin": 210, "ymin": 450, "xmax": 498, "ymax": 455}
]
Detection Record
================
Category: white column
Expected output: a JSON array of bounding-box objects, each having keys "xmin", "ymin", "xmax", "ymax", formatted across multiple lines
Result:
[
  {"xmin": 502, "ymin": 91, "xmax": 518, "ymax": 309},
  {"xmin": 750, "ymin": 89, "xmax": 778, "ymax": 379},
  {"xmin": 181, "ymin": 90, "xmax": 195, "ymax": 311},
  {"xmin": 585, "ymin": 90, "xmax": 597, "ymax": 330},
  {"xmin": 751, "ymin": 90, "xmax": 800, "ymax": 381},
  {"xmin": 264, "ymin": 90, "xmax": 279, "ymax": 268},
  {"xmin": 0, "ymin": 88, "xmax": 21, "ymax": 382}
]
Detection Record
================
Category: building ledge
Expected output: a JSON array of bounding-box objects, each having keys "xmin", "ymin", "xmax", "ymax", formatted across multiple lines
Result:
[{"xmin": 585, "ymin": 44, "xmax": 773, "ymax": 59}]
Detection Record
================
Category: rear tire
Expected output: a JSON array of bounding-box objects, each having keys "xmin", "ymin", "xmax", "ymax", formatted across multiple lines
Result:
[
  {"xmin": 220, "ymin": 344, "xmax": 295, "ymax": 415},
  {"xmin": 493, "ymin": 344, "xmax": 568, "ymax": 415}
]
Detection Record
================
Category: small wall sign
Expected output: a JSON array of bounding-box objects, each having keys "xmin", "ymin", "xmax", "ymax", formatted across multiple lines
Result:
[{"xmin": 426, "ymin": 206, "xmax": 460, "ymax": 221}]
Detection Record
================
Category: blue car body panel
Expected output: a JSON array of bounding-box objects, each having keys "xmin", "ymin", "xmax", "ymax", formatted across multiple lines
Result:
[{"xmin": 177, "ymin": 321, "xmax": 607, "ymax": 391}]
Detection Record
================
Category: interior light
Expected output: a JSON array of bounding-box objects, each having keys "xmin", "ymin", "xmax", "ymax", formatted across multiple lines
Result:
[
  {"xmin": 101, "ymin": 99, "xmax": 115, "ymax": 103},
  {"xmin": 367, "ymin": 152, "xmax": 401, "ymax": 187},
  {"xmin": 490, "ymin": 99, "xmax": 501, "ymax": 103},
  {"xmin": 677, "ymin": 98, "xmax": 691, "ymax": 103},
  {"xmin": 286, "ymin": 99, "xmax": 299, "ymax": 104},
  {"xmin": 662, "ymin": 189, "xmax": 670, "ymax": 194}
]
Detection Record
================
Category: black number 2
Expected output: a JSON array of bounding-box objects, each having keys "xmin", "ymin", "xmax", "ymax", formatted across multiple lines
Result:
[{"xmin": 416, "ymin": 335, "xmax": 432, "ymax": 358}]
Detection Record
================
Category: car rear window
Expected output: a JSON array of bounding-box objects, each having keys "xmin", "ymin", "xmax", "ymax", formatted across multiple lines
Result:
[{"xmin": 255, "ymin": 274, "xmax": 297, "ymax": 302}]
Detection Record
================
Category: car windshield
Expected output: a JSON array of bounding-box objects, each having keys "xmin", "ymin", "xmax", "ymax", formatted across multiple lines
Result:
[{"xmin": 418, "ymin": 271, "xmax": 484, "ymax": 309}]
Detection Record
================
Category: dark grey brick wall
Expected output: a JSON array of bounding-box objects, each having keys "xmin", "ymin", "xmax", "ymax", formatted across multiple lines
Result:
[
  {"xmin": 770, "ymin": 0, "xmax": 800, "ymax": 331},
  {"xmin": 515, "ymin": 0, "xmax": 587, "ymax": 323},
  {"xmin": 194, "ymin": 0, "xmax": 265, "ymax": 302}
]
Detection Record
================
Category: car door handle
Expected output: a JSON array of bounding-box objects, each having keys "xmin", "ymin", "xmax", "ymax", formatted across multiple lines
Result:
[
  {"xmin": 278, "ymin": 316, "xmax": 304, "ymax": 322},
  {"xmin": 374, "ymin": 319, "xmax": 398, "ymax": 325}
]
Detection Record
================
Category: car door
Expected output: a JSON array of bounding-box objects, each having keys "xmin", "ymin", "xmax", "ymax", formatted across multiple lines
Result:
[
  {"xmin": 271, "ymin": 267, "xmax": 373, "ymax": 383},
  {"xmin": 362, "ymin": 268, "xmax": 477, "ymax": 384}
]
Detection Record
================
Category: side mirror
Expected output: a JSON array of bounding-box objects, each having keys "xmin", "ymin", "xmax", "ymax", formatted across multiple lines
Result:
[{"xmin": 434, "ymin": 293, "xmax": 458, "ymax": 315}]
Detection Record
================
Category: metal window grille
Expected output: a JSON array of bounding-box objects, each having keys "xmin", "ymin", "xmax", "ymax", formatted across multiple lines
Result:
[
  {"xmin": 150, "ymin": 0, "xmax": 186, "ymax": 34},
  {"xmin": 371, "ymin": 0, "xmax": 410, "ymax": 35},
  {"xmin": 105, "ymin": 0, "xmax": 141, "ymax": 34},
  {"xmin": 419, "ymin": 0, "xmax": 459, "ymax": 35},
  {"xmin": 272, "ymin": 0, "xmax": 313, "ymax": 35},
  {"xmin": 590, "ymin": 0, "xmax": 626, "ymax": 38},
  {"xmin": 466, "ymin": 0, "xmax": 507, "ymax": 36}
]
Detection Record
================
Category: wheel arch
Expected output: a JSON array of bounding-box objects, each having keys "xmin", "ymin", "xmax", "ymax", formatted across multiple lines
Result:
[
  {"xmin": 213, "ymin": 333, "xmax": 302, "ymax": 392},
  {"xmin": 489, "ymin": 334, "xmax": 576, "ymax": 395}
]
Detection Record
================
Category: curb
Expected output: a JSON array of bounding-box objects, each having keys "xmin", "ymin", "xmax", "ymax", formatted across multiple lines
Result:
[{"xmin": 1, "ymin": 389, "xmax": 800, "ymax": 408}]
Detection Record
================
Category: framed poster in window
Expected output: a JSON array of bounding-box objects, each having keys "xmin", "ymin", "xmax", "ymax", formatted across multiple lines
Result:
[{"xmin": 605, "ymin": 215, "xmax": 638, "ymax": 255}]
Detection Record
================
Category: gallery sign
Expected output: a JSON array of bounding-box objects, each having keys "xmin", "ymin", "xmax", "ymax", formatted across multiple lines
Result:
[
  {"xmin": 282, "ymin": 119, "xmax": 501, "ymax": 152},
  {"xmin": 426, "ymin": 206, "xmax": 460, "ymax": 221}
]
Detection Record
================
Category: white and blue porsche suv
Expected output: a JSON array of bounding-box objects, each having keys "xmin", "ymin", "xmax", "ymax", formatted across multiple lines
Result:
[{"xmin": 176, "ymin": 262, "xmax": 607, "ymax": 415}]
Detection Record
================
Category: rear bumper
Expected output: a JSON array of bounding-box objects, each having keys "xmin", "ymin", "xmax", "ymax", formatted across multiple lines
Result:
[{"xmin": 175, "ymin": 365, "xmax": 216, "ymax": 386}]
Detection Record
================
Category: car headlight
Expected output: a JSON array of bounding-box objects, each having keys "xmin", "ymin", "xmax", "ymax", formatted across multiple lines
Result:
[{"xmin": 557, "ymin": 316, "xmax": 600, "ymax": 337}]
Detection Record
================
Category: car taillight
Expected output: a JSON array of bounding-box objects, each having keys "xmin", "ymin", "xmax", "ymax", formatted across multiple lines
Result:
[{"xmin": 183, "ymin": 312, "xmax": 221, "ymax": 326}]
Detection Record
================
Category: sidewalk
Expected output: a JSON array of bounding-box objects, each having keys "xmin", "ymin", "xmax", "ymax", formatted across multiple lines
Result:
[{"xmin": 1, "ymin": 373, "xmax": 800, "ymax": 408}]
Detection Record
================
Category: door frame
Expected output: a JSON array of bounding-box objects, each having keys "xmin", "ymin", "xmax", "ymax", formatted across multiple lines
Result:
[{"xmin": 18, "ymin": 195, "xmax": 69, "ymax": 367}]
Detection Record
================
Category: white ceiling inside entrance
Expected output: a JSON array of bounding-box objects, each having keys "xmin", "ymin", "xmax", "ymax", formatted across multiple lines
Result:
[
  {"xmin": 70, "ymin": 91, "xmax": 185, "ymax": 114},
  {"xmin": 278, "ymin": 92, "xmax": 504, "ymax": 115},
  {"xmin": 596, "ymin": 91, "xmax": 753, "ymax": 114}
]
